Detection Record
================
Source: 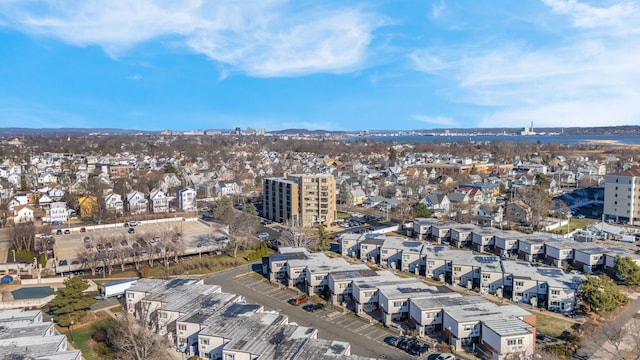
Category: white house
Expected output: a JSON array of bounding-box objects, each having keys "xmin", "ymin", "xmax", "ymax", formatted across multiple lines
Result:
[{"xmin": 177, "ymin": 187, "xmax": 197, "ymax": 211}]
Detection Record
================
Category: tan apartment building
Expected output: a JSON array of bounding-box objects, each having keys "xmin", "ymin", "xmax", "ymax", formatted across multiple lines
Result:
[
  {"xmin": 263, "ymin": 173, "xmax": 336, "ymax": 227},
  {"xmin": 604, "ymin": 167, "xmax": 640, "ymax": 224}
]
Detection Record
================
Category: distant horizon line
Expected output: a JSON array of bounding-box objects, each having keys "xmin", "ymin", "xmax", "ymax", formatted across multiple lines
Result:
[{"xmin": 0, "ymin": 125, "xmax": 639, "ymax": 134}]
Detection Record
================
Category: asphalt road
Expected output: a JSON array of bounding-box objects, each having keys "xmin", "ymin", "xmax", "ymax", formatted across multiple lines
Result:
[{"xmin": 204, "ymin": 265, "xmax": 415, "ymax": 360}]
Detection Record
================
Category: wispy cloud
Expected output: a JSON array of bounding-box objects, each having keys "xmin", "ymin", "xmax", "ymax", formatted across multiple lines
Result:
[
  {"xmin": 431, "ymin": 0, "xmax": 446, "ymax": 19},
  {"xmin": 0, "ymin": 0, "xmax": 382, "ymax": 77},
  {"xmin": 410, "ymin": 0, "xmax": 640, "ymax": 128},
  {"xmin": 128, "ymin": 74, "xmax": 142, "ymax": 81},
  {"xmin": 412, "ymin": 114, "xmax": 457, "ymax": 127}
]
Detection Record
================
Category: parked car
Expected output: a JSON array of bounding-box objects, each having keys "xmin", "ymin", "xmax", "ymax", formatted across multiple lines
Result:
[
  {"xmin": 63, "ymin": 229, "xmax": 71, "ymax": 234},
  {"xmin": 80, "ymin": 227, "xmax": 86, "ymax": 233},
  {"xmin": 435, "ymin": 354, "xmax": 455, "ymax": 360},
  {"xmin": 58, "ymin": 259, "xmax": 68, "ymax": 266},
  {"xmin": 83, "ymin": 236, "xmax": 91, "ymax": 242},
  {"xmin": 302, "ymin": 303, "xmax": 324, "ymax": 312},
  {"xmin": 289, "ymin": 295, "xmax": 308, "ymax": 306},
  {"xmin": 409, "ymin": 343, "xmax": 428, "ymax": 356},
  {"xmin": 128, "ymin": 227, "xmax": 135, "ymax": 234},
  {"xmin": 384, "ymin": 336, "xmax": 404, "ymax": 347},
  {"xmin": 120, "ymin": 239, "xmax": 128, "ymax": 246},
  {"xmin": 56, "ymin": 229, "xmax": 63, "ymax": 235}
]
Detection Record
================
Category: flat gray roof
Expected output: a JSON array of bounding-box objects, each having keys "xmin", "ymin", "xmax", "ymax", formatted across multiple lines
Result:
[{"xmin": 483, "ymin": 317, "xmax": 532, "ymax": 337}]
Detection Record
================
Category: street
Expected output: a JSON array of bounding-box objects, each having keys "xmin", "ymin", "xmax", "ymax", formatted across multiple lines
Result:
[{"xmin": 204, "ymin": 265, "xmax": 415, "ymax": 360}]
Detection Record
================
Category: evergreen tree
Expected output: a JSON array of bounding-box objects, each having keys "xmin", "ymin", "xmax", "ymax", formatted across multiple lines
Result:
[{"xmin": 49, "ymin": 277, "xmax": 96, "ymax": 326}]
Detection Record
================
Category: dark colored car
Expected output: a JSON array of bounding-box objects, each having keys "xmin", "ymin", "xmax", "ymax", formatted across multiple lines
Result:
[
  {"xmin": 128, "ymin": 227, "xmax": 135, "ymax": 234},
  {"xmin": 384, "ymin": 336, "xmax": 404, "ymax": 347},
  {"xmin": 56, "ymin": 229, "xmax": 62, "ymax": 235},
  {"xmin": 121, "ymin": 239, "xmax": 128, "ymax": 246},
  {"xmin": 409, "ymin": 343, "xmax": 428, "ymax": 356},
  {"xmin": 302, "ymin": 303, "xmax": 324, "ymax": 312},
  {"xmin": 58, "ymin": 259, "xmax": 68, "ymax": 266}
]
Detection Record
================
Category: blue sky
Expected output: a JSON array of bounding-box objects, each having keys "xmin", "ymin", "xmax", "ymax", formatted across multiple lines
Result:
[{"xmin": 0, "ymin": 0, "xmax": 639, "ymax": 131}]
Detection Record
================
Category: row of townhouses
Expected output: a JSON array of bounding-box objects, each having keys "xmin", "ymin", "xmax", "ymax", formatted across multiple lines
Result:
[
  {"xmin": 409, "ymin": 218, "xmax": 640, "ymax": 274},
  {"xmin": 262, "ymin": 247, "xmax": 537, "ymax": 360},
  {"xmin": 0, "ymin": 309, "xmax": 81, "ymax": 359},
  {"xmin": 124, "ymin": 277, "xmax": 371, "ymax": 360}
]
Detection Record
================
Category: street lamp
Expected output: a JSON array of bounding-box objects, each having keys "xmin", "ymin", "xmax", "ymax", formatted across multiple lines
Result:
[{"xmin": 69, "ymin": 321, "xmax": 74, "ymax": 343}]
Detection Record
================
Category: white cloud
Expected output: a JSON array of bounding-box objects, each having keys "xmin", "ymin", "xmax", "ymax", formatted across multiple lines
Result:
[
  {"xmin": 541, "ymin": 0, "xmax": 640, "ymax": 35},
  {"xmin": 412, "ymin": 114, "xmax": 457, "ymax": 127},
  {"xmin": 128, "ymin": 74, "xmax": 142, "ymax": 81},
  {"xmin": 431, "ymin": 0, "xmax": 446, "ymax": 19},
  {"xmin": 0, "ymin": 0, "xmax": 381, "ymax": 77},
  {"xmin": 410, "ymin": 0, "xmax": 640, "ymax": 128}
]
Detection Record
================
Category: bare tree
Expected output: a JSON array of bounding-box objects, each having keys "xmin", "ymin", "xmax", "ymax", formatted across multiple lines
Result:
[
  {"xmin": 580, "ymin": 316, "xmax": 640, "ymax": 360},
  {"xmin": 109, "ymin": 313, "xmax": 172, "ymax": 360},
  {"xmin": 11, "ymin": 222, "xmax": 36, "ymax": 251}
]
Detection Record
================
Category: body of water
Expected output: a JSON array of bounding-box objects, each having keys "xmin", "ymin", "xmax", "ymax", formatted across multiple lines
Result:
[{"xmin": 346, "ymin": 134, "xmax": 640, "ymax": 145}]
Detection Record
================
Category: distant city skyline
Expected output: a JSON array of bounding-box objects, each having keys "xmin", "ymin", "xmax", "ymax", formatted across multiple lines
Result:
[{"xmin": 0, "ymin": 1, "xmax": 639, "ymax": 131}]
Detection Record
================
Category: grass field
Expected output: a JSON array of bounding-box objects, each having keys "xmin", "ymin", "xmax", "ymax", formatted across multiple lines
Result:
[
  {"xmin": 337, "ymin": 211, "xmax": 350, "ymax": 218},
  {"xmin": 535, "ymin": 312, "xmax": 575, "ymax": 337},
  {"xmin": 109, "ymin": 306, "xmax": 122, "ymax": 314},
  {"xmin": 59, "ymin": 316, "xmax": 115, "ymax": 360},
  {"xmin": 550, "ymin": 218, "xmax": 595, "ymax": 235}
]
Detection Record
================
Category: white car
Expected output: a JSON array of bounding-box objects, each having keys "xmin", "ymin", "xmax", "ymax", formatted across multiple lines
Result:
[{"xmin": 435, "ymin": 354, "xmax": 455, "ymax": 360}]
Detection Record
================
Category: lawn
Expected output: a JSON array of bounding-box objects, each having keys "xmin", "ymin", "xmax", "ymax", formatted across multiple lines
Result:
[
  {"xmin": 550, "ymin": 218, "xmax": 595, "ymax": 235},
  {"xmin": 535, "ymin": 312, "xmax": 575, "ymax": 337},
  {"xmin": 337, "ymin": 211, "xmax": 350, "ymax": 218},
  {"xmin": 59, "ymin": 316, "xmax": 115, "ymax": 360},
  {"xmin": 109, "ymin": 306, "xmax": 122, "ymax": 314}
]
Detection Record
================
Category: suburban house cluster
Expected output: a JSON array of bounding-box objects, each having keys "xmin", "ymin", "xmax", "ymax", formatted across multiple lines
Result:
[
  {"xmin": 124, "ymin": 277, "xmax": 372, "ymax": 360},
  {"xmin": 262, "ymin": 247, "xmax": 537, "ymax": 359},
  {"xmin": 0, "ymin": 309, "xmax": 81, "ymax": 359}
]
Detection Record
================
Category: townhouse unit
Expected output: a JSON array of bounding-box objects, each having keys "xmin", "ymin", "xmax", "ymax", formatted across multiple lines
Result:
[
  {"xmin": 442, "ymin": 296, "xmax": 535, "ymax": 358},
  {"xmin": 493, "ymin": 230, "xmax": 523, "ymax": 258},
  {"xmin": 450, "ymin": 224, "xmax": 478, "ymax": 248},
  {"xmin": 471, "ymin": 227, "xmax": 500, "ymax": 253},
  {"xmin": 430, "ymin": 221, "xmax": 457, "ymax": 243},
  {"xmin": 379, "ymin": 237, "xmax": 425, "ymax": 273},
  {"xmin": 572, "ymin": 246, "xmax": 605, "ymax": 273},
  {"xmin": 0, "ymin": 309, "xmax": 81, "ymax": 360},
  {"xmin": 517, "ymin": 236, "xmax": 547, "ymax": 262},
  {"xmin": 500, "ymin": 261, "xmax": 584, "ymax": 312},
  {"xmin": 543, "ymin": 239, "xmax": 576, "ymax": 268},
  {"xmin": 413, "ymin": 217, "xmax": 439, "ymax": 240},
  {"xmin": 377, "ymin": 280, "xmax": 440, "ymax": 325}
]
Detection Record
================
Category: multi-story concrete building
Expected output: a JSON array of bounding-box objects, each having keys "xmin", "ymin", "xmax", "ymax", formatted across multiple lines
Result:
[
  {"xmin": 263, "ymin": 173, "xmax": 336, "ymax": 227},
  {"xmin": 604, "ymin": 167, "xmax": 640, "ymax": 224}
]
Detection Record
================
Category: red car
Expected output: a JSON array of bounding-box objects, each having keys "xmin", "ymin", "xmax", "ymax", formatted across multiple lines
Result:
[
  {"xmin": 80, "ymin": 227, "xmax": 86, "ymax": 233},
  {"xmin": 64, "ymin": 229, "xmax": 71, "ymax": 235}
]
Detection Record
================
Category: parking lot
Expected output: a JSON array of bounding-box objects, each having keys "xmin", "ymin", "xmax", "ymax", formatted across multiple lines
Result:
[
  {"xmin": 51, "ymin": 219, "xmax": 226, "ymax": 273},
  {"xmin": 205, "ymin": 266, "xmax": 420, "ymax": 359}
]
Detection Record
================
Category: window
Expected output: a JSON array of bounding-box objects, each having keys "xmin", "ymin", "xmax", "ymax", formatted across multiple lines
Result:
[
  {"xmin": 178, "ymin": 324, "xmax": 186, "ymax": 331},
  {"xmin": 224, "ymin": 354, "xmax": 235, "ymax": 360},
  {"xmin": 539, "ymin": 283, "xmax": 546, "ymax": 288},
  {"xmin": 515, "ymin": 281, "xmax": 524, "ymax": 287},
  {"xmin": 507, "ymin": 338, "xmax": 523, "ymax": 346},
  {"xmin": 201, "ymin": 338, "xmax": 209, "ymax": 345},
  {"xmin": 482, "ymin": 274, "xmax": 491, "ymax": 279},
  {"xmin": 453, "ymin": 266, "xmax": 461, "ymax": 272},
  {"xmin": 551, "ymin": 290, "xmax": 560, "ymax": 295}
]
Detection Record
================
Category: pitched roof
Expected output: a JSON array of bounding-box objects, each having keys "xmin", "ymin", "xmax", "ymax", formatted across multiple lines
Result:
[{"xmin": 612, "ymin": 167, "xmax": 640, "ymax": 177}]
